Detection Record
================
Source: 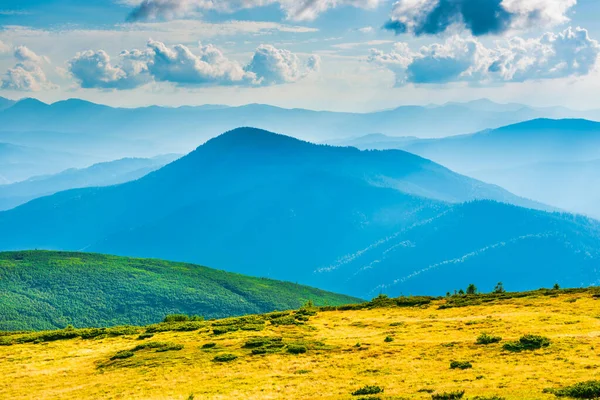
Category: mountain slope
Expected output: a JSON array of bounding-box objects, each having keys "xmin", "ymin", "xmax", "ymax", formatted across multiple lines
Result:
[
  {"xmin": 0, "ymin": 251, "xmax": 359, "ymax": 331},
  {"xmin": 317, "ymin": 201, "xmax": 600, "ymax": 297},
  {"xmin": 0, "ymin": 128, "xmax": 592, "ymax": 298},
  {"xmin": 473, "ymin": 159, "xmax": 600, "ymax": 219},
  {"xmin": 0, "ymin": 155, "xmax": 180, "ymax": 211},
  {"xmin": 0, "ymin": 142, "xmax": 99, "ymax": 183},
  {"xmin": 400, "ymin": 118, "xmax": 600, "ymax": 173}
]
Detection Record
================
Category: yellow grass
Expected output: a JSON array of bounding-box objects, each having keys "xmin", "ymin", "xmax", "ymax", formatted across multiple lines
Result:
[{"xmin": 1, "ymin": 290, "xmax": 600, "ymax": 400}]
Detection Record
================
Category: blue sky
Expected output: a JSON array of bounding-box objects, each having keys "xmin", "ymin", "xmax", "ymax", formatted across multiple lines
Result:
[{"xmin": 0, "ymin": 0, "xmax": 599, "ymax": 111}]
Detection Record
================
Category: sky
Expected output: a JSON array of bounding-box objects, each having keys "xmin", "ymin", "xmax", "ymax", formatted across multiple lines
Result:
[{"xmin": 0, "ymin": 0, "xmax": 599, "ymax": 111}]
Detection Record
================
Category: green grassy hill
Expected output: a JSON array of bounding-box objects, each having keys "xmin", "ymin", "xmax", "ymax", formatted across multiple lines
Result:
[{"xmin": 0, "ymin": 251, "xmax": 360, "ymax": 331}]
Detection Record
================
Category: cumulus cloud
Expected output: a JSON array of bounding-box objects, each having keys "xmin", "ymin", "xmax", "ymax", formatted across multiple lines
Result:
[
  {"xmin": 68, "ymin": 40, "xmax": 319, "ymax": 89},
  {"xmin": 1, "ymin": 46, "xmax": 55, "ymax": 91},
  {"xmin": 384, "ymin": 0, "xmax": 577, "ymax": 37},
  {"xmin": 126, "ymin": 0, "xmax": 381, "ymax": 22},
  {"xmin": 368, "ymin": 27, "xmax": 600, "ymax": 85},
  {"xmin": 68, "ymin": 49, "xmax": 151, "ymax": 89}
]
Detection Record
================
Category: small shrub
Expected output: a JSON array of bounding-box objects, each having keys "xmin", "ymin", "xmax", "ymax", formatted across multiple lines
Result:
[
  {"xmin": 352, "ymin": 385, "xmax": 384, "ymax": 396},
  {"xmin": 476, "ymin": 333, "xmax": 502, "ymax": 345},
  {"xmin": 201, "ymin": 342, "xmax": 216, "ymax": 349},
  {"xmin": 243, "ymin": 337, "xmax": 283, "ymax": 349},
  {"xmin": 213, "ymin": 353, "xmax": 238, "ymax": 362},
  {"xmin": 111, "ymin": 350, "xmax": 134, "ymax": 360},
  {"xmin": 471, "ymin": 397, "xmax": 505, "ymax": 400},
  {"xmin": 137, "ymin": 333, "xmax": 154, "ymax": 340},
  {"xmin": 287, "ymin": 344, "xmax": 307, "ymax": 354},
  {"xmin": 384, "ymin": 336, "xmax": 394, "ymax": 343},
  {"xmin": 503, "ymin": 335, "xmax": 550, "ymax": 352},
  {"xmin": 431, "ymin": 391, "xmax": 465, "ymax": 400},
  {"xmin": 450, "ymin": 361, "xmax": 472, "ymax": 370},
  {"xmin": 546, "ymin": 380, "xmax": 600, "ymax": 398},
  {"xmin": 270, "ymin": 316, "xmax": 300, "ymax": 326},
  {"xmin": 163, "ymin": 314, "xmax": 204, "ymax": 323},
  {"xmin": 156, "ymin": 343, "xmax": 183, "ymax": 352}
]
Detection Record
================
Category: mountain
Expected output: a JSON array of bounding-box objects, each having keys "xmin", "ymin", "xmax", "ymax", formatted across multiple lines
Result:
[
  {"xmin": 0, "ymin": 155, "xmax": 180, "ymax": 211},
  {"xmin": 0, "ymin": 142, "xmax": 99, "ymax": 184},
  {"xmin": 0, "ymin": 251, "xmax": 359, "ymax": 331},
  {"xmin": 473, "ymin": 159, "xmax": 600, "ymax": 219},
  {"xmin": 400, "ymin": 119, "xmax": 600, "ymax": 173},
  {"xmin": 2, "ymin": 98, "xmax": 599, "ymax": 156},
  {"xmin": 317, "ymin": 201, "xmax": 600, "ymax": 297},
  {"xmin": 0, "ymin": 97, "xmax": 15, "ymax": 111},
  {"xmin": 1, "ymin": 128, "xmax": 596, "ymax": 298}
]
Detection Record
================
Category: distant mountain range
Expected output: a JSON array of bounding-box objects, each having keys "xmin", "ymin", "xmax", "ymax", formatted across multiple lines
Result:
[
  {"xmin": 0, "ymin": 155, "xmax": 180, "ymax": 211},
  {"xmin": 0, "ymin": 127, "xmax": 597, "ymax": 298},
  {"xmin": 0, "ymin": 142, "xmax": 99, "ymax": 184},
  {"xmin": 1, "ymin": 97, "xmax": 599, "ymax": 157},
  {"xmin": 331, "ymin": 119, "xmax": 600, "ymax": 218},
  {"xmin": 0, "ymin": 251, "xmax": 359, "ymax": 331}
]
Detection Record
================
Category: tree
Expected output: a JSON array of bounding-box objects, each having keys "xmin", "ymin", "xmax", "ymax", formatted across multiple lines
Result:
[
  {"xmin": 494, "ymin": 282, "xmax": 505, "ymax": 294},
  {"xmin": 553, "ymin": 283, "xmax": 560, "ymax": 290},
  {"xmin": 458, "ymin": 289, "xmax": 465, "ymax": 295},
  {"xmin": 466, "ymin": 284, "xmax": 477, "ymax": 295}
]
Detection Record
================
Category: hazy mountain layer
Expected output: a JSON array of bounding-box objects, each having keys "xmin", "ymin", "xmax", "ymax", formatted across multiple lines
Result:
[
  {"xmin": 0, "ymin": 155, "xmax": 180, "ymax": 211},
  {"xmin": 0, "ymin": 128, "xmax": 596, "ymax": 297}
]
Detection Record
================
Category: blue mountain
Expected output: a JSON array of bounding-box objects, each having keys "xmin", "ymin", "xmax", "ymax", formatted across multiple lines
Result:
[{"xmin": 0, "ymin": 128, "xmax": 597, "ymax": 297}]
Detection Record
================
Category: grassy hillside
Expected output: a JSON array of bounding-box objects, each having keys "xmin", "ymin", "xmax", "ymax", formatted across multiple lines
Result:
[
  {"xmin": 1, "ymin": 288, "xmax": 599, "ymax": 399},
  {"xmin": 0, "ymin": 251, "xmax": 359, "ymax": 331}
]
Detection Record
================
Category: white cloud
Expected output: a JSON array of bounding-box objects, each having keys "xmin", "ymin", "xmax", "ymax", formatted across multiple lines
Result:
[
  {"xmin": 358, "ymin": 26, "xmax": 374, "ymax": 33},
  {"xmin": 385, "ymin": 0, "xmax": 577, "ymax": 36},
  {"xmin": 368, "ymin": 27, "xmax": 600, "ymax": 85},
  {"xmin": 68, "ymin": 40, "xmax": 320, "ymax": 89},
  {"xmin": 125, "ymin": 0, "xmax": 381, "ymax": 22},
  {"xmin": 0, "ymin": 40, "xmax": 10, "ymax": 54},
  {"xmin": 68, "ymin": 49, "xmax": 151, "ymax": 89},
  {"xmin": 1, "ymin": 46, "xmax": 55, "ymax": 91},
  {"xmin": 332, "ymin": 40, "xmax": 394, "ymax": 50},
  {"xmin": 147, "ymin": 39, "xmax": 254, "ymax": 85}
]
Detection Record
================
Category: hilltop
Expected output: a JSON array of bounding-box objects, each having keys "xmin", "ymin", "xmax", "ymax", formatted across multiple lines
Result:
[
  {"xmin": 0, "ymin": 251, "xmax": 359, "ymax": 331},
  {"xmin": 1, "ymin": 287, "xmax": 599, "ymax": 399}
]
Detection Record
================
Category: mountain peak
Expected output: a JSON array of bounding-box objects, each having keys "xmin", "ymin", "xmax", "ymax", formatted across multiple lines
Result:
[
  {"xmin": 10, "ymin": 97, "xmax": 49, "ymax": 110},
  {"xmin": 203, "ymin": 127, "xmax": 311, "ymax": 150}
]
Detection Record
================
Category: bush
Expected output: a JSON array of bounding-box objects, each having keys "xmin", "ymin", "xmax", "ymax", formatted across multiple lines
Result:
[
  {"xmin": 503, "ymin": 335, "xmax": 550, "ymax": 352},
  {"xmin": 243, "ymin": 337, "xmax": 283, "ymax": 349},
  {"xmin": 352, "ymin": 385, "xmax": 384, "ymax": 396},
  {"xmin": 111, "ymin": 350, "xmax": 134, "ymax": 360},
  {"xmin": 137, "ymin": 333, "xmax": 154, "ymax": 340},
  {"xmin": 201, "ymin": 342, "xmax": 216, "ymax": 349},
  {"xmin": 287, "ymin": 344, "xmax": 307, "ymax": 354},
  {"xmin": 431, "ymin": 391, "xmax": 465, "ymax": 400},
  {"xmin": 450, "ymin": 361, "xmax": 472, "ymax": 370},
  {"xmin": 546, "ymin": 380, "xmax": 600, "ymax": 398},
  {"xmin": 471, "ymin": 397, "xmax": 505, "ymax": 400},
  {"xmin": 476, "ymin": 333, "xmax": 502, "ymax": 345},
  {"xmin": 270, "ymin": 316, "xmax": 300, "ymax": 326},
  {"xmin": 384, "ymin": 336, "xmax": 394, "ymax": 343},
  {"xmin": 213, "ymin": 354, "xmax": 238, "ymax": 362},
  {"xmin": 163, "ymin": 314, "xmax": 204, "ymax": 323}
]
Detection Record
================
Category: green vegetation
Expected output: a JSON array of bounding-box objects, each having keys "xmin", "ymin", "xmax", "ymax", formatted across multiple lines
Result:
[
  {"xmin": 431, "ymin": 391, "xmax": 465, "ymax": 400},
  {"xmin": 476, "ymin": 333, "xmax": 502, "ymax": 345},
  {"xmin": 352, "ymin": 385, "xmax": 384, "ymax": 396},
  {"xmin": 0, "ymin": 251, "xmax": 360, "ymax": 331},
  {"xmin": 546, "ymin": 380, "xmax": 600, "ymax": 398},
  {"xmin": 213, "ymin": 354, "xmax": 238, "ymax": 362},
  {"xmin": 503, "ymin": 335, "xmax": 550, "ymax": 352},
  {"xmin": 450, "ymin": 361, "xmax": 473, "ymax": 370}
]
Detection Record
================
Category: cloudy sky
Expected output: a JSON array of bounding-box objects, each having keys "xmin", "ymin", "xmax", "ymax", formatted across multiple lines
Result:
[{"xmin": 0, "ymin": 0, "xmax": 599, "ymax": 111}]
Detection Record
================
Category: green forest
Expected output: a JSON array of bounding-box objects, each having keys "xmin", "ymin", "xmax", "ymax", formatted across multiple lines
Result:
[{"xmin": 0, "ymin": 251, "xmax": 359, "ymax": 331}]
